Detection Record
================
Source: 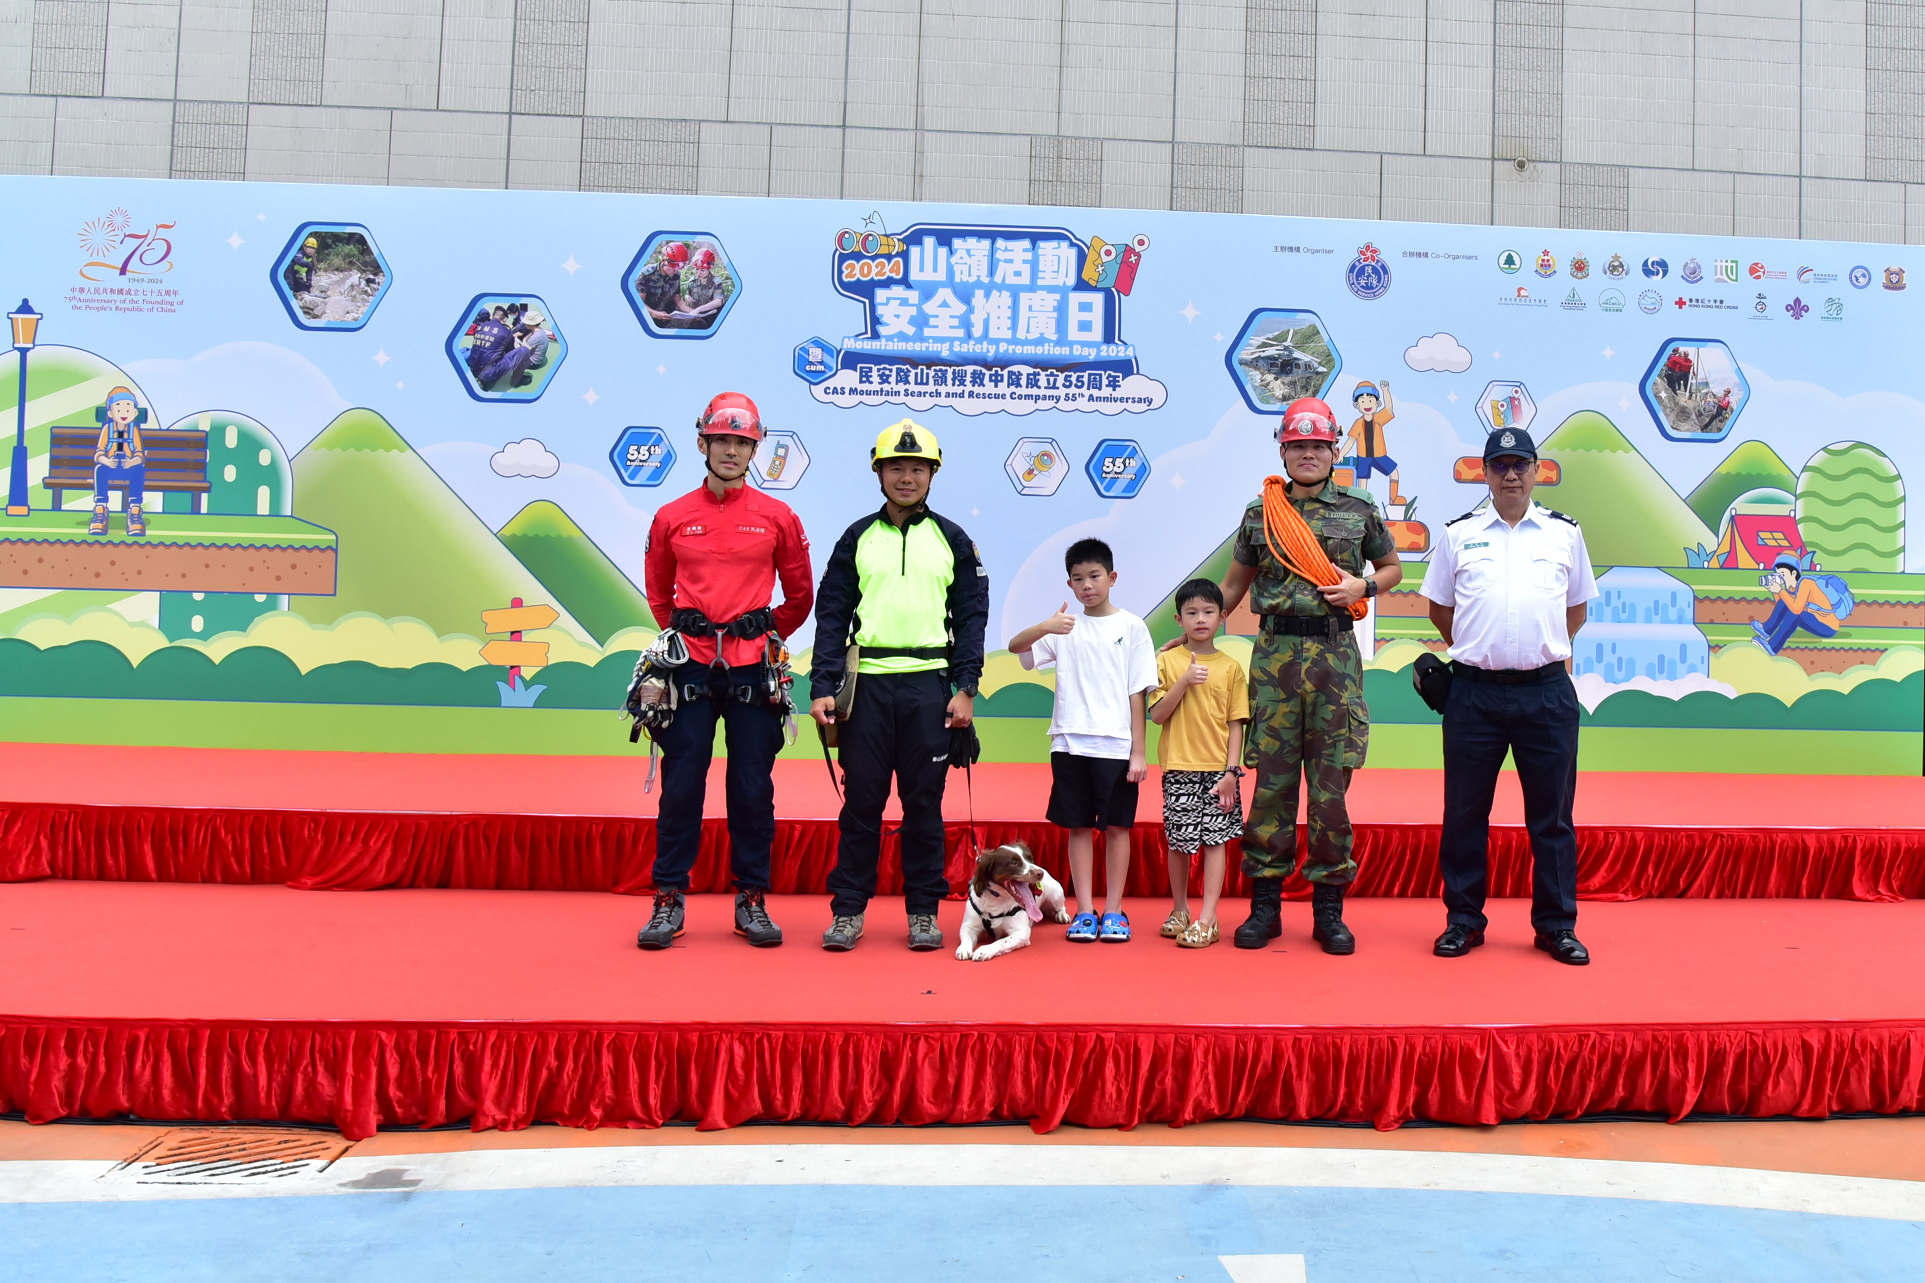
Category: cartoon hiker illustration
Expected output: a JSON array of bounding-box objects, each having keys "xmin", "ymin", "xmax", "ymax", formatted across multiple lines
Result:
[
  {"xmin": 1753, "ymin": 553, "xmax": 1855, "ymax": 655},
  {"xmin": 90, "ymin": 386, "xmax": 146, "ymax": 538},
  {"xmin": 288, "ymin": 236, "xmax": 318, "ymax": 298},
  {"xmin": 1341, "ymin": 379, "xmax": 1402, "ymax": 504}
]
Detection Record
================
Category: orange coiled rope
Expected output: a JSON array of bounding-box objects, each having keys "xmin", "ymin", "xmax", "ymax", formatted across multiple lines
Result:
[{"xmin": 1260, "ymin": 475, "xmax": 1369, "ymax": 621}]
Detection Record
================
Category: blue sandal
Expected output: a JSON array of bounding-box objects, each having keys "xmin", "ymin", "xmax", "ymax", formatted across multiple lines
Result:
[
  {"xmin": 1099, "ymin": 911, "xmax": 1131, "ymax": 943},
  {"xmin": 1066, "ymin": 911, "xmax": 1100, "ymax": 943}
]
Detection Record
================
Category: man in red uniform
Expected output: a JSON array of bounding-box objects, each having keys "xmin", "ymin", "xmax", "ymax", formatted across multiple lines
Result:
[{"xmin": 637, "ymin": 393, "xmax": 814, "ymax": 950}]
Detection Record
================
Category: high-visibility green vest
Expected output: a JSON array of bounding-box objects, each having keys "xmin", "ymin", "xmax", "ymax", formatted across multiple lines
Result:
[{"xmin": 853, "ymin": 515, "xmax": 955, "ymax": 675}]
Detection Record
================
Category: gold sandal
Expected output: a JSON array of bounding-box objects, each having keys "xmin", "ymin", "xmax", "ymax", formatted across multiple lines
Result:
[
  {"xmin": 1160, "ymin": 907, "xmax": 1191, "ymax": 938},
  {"xmin": 1177, "ymin": 918, "xmax": 1219, "ymax": 949}
]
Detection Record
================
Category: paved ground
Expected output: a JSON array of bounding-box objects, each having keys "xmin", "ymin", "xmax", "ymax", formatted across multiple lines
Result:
[{"xmin": 2, "ymin": 1116, "xmax": 1920, "ymax": 1280}]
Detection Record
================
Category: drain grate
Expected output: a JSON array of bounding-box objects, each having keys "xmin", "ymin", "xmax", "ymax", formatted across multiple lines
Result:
[{"xmin": 104, "ymin": 1128, "xmax": 353, "ymax": 1185}]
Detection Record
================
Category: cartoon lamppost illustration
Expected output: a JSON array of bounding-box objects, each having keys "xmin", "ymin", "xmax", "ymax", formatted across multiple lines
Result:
[{"xmin": 7, "ymin": 298, "xmax": 40, "ymax": 517}]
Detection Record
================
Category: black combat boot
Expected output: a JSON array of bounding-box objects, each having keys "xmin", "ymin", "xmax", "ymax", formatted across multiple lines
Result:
[
  {"xmin": 733, "ymin": 888, "xmax": 783, "ymax": 947},
  {"xmin": 1233, "ymin": 877, "xmax": 1284, "ymax": 949},
  {"xmin": 1311, "ymin": 882, "xmax": 1355, "ymax": 955},
  {"xmin": 636, "ymin": 888, "xmax": 685, "ymax": 950}
]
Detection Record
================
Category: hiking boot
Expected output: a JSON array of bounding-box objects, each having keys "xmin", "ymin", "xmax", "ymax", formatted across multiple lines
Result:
[
  {"xmin": 1233, "ymin": 877, "xmax": 1284, "ymax": 949},
  {"xmin": 1311, "ymin": 882, "xmax": 1355, "ymax": 955},
  {"xmin": 88, "ymin": 504, "xmax": 109, "ymax": 536},
  {"xmin": 733, "ymin": 888, "xmax": 783, "ymax": 947},
  {"xmin": 635, "ymin": 888, "xmax": 685, "ymax": 950},
  {"xmin": 906, "ymin": 912, "xmax": 942, "ymax": 952},
  {"xmin": 125, "ymin": 503, "xmax": 146, "ymax": 537},
  {"xmin": 822, "ymin": 912, "xmax": 864, "ymax": 951}
]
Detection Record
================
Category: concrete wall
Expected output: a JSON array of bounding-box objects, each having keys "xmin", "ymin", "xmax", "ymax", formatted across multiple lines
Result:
[{"xmin": 6, "ymin": 0, "xmax": 1924, "ymax": 242}]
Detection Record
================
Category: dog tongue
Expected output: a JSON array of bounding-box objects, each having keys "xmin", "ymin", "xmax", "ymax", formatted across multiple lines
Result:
[{"xmin": 1011, "ymin": 880, "xmax": 1042, "ymax": 922}]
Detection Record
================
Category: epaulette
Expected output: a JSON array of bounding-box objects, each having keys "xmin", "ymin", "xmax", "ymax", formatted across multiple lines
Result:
[
  {"xmin": 1444, "ymin": 510, "xmax": 1479, "ymax": 526},
  {"xmin": 1543, "ymin": 508, "xmax": 1579, "ymax": 526}
]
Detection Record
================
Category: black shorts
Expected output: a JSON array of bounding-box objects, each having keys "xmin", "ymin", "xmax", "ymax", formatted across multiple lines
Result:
[{"xmin": 1047, "ymin": 752, "xmax": 1139, "ymax": 831}]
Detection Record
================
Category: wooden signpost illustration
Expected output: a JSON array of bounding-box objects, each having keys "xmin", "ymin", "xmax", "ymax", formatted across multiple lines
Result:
[{"xmin": 482, "ymin": 596, "xmax": 557, "ymax": 706}]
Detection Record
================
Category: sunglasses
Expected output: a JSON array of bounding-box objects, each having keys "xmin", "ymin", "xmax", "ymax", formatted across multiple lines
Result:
[{"xmin": 1487, "ymin": 457, "xmax": 1536, "ymax": 477}]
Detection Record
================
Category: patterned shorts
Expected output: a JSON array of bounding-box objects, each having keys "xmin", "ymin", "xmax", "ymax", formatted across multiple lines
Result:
[{"xmin": 1162, "ymin": 770, "xmax": 1244, "ymax": 854}]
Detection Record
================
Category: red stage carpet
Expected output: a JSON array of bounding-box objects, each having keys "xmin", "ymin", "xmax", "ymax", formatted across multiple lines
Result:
[
  {"xmin": 2, "ymin": 882, "xmax": 1921, "ymax": 1137},
  {"xmin": 1, "ymin": 745, "xmax": 1921, "ymax": 900}
]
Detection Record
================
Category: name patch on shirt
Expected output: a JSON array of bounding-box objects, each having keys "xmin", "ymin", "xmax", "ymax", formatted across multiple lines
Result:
[
  {"xmin": 1463, "ymin": 540, "xmax": 1490, "ymax": 550},
  {"xmin": 680, "ymin": 523, "xmax": 706, "ymax": 536},
  {"xmin": 736, "ymin": 524, "xmax": 769, "ymax": 535}
]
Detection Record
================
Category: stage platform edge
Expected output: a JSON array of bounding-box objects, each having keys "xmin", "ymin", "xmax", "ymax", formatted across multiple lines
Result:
[{"xmin": 3, "ymin": 799, "xmax": 1922, "ymax": 900}]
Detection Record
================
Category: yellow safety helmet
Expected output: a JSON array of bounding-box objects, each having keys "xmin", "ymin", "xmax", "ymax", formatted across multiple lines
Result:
[
  {"xmin": 303, "ymin": 236, "xmax": 319, "ymax": 250},
  {"xmin": 870, "ymin": 418, "xmax": 941, "ymax": 471}
]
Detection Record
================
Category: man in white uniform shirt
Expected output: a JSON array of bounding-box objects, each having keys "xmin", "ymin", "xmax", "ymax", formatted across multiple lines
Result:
[{"xmin": 1420, "ymin": 428, "xmax": 1599, "ymax": 965}]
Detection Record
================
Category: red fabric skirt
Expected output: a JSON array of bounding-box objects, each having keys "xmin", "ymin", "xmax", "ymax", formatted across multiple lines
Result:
[{"xmin": 2, "ymin": 801, "xmax": 1920, "ymax": 900}]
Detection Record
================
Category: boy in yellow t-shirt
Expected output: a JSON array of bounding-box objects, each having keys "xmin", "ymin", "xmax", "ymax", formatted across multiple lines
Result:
[{"xmin": 1148, "ymin": 579, "xmax": 1250, "ymax": 948}]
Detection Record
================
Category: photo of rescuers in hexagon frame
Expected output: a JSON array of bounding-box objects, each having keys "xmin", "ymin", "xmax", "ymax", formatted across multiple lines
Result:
[
  {"xmin": 454, "ymin": 295, "xmax": 565, "ymax": 400},
  {"xmin": 283, "ymin": 228, "xmax": 385, "ymax": 326},
  {"xmin": 1650, "ymin": 340, "xmax": 1745, "ymax": 438},
  {"xmin": 1233, "ymin": 312, "xmax": 1336, "ymax": 407},
  {"xmin": 631, "ymin": 236, "xmax": 735, "ymax": 333}
]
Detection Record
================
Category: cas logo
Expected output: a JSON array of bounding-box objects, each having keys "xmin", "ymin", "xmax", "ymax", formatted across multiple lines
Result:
[
  {"xmin": 1681, "ymin": 257, "xmax": 1703, "ymax": 284},
  {"xmin": 1714, "ymin": 259, "xmax": 1739, "ymax": 283},
  {"xmin": 1642, "ymin": 256, "xmax": 1668, "ymax": 279},
  {"xmin": 1604, "ymin": 254, "xmax": 1629, "ymax": 278},
  {"xmin": 1534, "ymin": 249, "xmax": 1557, "ymax": 277}
]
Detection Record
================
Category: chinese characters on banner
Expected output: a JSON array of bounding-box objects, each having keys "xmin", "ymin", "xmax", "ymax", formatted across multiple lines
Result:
[{"xmin": 805, "ymin": 223, "xmax": 1168, "ymax": 416}]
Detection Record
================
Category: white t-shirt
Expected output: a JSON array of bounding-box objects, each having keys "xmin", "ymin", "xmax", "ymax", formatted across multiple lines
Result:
[{"xmin": 1022, "ymin": 609, "xmax": 1158, "ymax": 759}]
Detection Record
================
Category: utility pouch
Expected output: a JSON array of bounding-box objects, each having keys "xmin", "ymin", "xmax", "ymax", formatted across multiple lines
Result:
[{"xmin": 1412, "ymin": 652, "xmax": 1454, "ymax": 716}]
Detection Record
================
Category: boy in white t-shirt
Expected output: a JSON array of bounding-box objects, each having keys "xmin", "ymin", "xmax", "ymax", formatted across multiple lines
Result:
[{"xmin": 1009, "ymin": 538, "xmax": 1158, "ymax": 943}]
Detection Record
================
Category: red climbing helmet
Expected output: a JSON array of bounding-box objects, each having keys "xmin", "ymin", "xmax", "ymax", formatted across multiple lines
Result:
[
  {"xmin": 1277, "ymin": 396, "xmax": 1339, "ymax": 444},
  {"xmin": 657, "ymin": 241, "xmax": 691, "ymax": 266},
  {"xmin": 697, "ymin": 391, "xmax": 764, "ymax": 442}
]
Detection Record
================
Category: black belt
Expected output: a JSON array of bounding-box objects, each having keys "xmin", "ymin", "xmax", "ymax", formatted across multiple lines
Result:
[
  {"xmin": 671, "ymin": 606, "xmax": 774, "ymax": 639},
  {"xmin": 1260, "ymin": 614, "xmax": 1354, "ymax": 636},
  {"xmin": 1450, "ymin": 660, "xmax": 1566, "ymax": 685},
  {"xmin": 861, "ymin": 645, "xmax": 949, "ymax": 660}
]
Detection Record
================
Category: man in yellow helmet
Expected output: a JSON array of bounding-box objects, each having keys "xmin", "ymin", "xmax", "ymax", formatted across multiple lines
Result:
[
  {"xmin": 811, "ymin": 420, "xmax": 989, "ymax": 952},
  {"xmin": 289, "ymin": 236, "xmax": 319, "ymax": 298}
]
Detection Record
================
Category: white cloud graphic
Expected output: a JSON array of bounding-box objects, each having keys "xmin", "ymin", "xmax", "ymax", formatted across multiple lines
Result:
[
  {"xmin": 1404, "ymin": 333, "xmax": 1473, "ymax": 374},
  {"xmin": 808, "ymin": 367, "xmax": 1168, "ymax": 416},
  {"xmin": 490, "ymin": 437, "xmax": 560, "ymax": 478}
]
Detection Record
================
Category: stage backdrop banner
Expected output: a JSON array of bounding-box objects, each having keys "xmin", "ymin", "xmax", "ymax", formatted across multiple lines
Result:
[{"xmin": 0, "ymin": 177, "xmax": 1916, "ymax": 774}]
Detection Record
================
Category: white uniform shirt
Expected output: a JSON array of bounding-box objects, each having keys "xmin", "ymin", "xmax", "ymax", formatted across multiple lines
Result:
[
  {"xmin": 1022, "ymin": 609, "xmax": 1158, "ymax": 759},
  {"xmin": 1420, "ymin": 501, "xmax": 1599, "ymax": 671}
]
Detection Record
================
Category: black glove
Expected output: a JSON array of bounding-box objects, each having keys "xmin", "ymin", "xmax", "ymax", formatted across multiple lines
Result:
[{"xmin": 1412, "ymin": 653, "xmax": 1453, "ymax": 715}]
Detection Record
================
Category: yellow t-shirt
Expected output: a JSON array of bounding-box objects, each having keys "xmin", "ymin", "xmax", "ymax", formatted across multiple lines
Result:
[{"xmin": 1153, "ymin": 647, "xmax": 1250, "ymax": 772}]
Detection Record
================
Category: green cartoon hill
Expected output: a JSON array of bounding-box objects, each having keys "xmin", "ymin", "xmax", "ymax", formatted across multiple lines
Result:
[
  {"xmin": 1685, "ymin": 439, "xmax": 1797, "ymax": 532},
  {"xmin": 497, "ymin": 501, "xmax": 653, "ymax": 645},
  {"xmin": 1537, "ymin": 410, "xmax": 1714, "ymax": 565},
  {"xmin": 1796, "ymin": 441, "xmax": 1906, "ymax": 571},
  {"xmin": 290, "ymin": 409, "xmax": 588, "ymax": 637}
]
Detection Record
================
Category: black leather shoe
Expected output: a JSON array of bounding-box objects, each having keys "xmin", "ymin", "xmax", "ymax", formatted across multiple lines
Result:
[
  {"xmin": 1233, "ymin": 877, "xmax": 1284, "ymax": 949},
  {"xmin": 1534, "ymin": 929, "xmax": 1590, "ymax": 966},
  {"xmin": 1432, "ymin": 924, "xmax": 1485, "ymax": 957}
]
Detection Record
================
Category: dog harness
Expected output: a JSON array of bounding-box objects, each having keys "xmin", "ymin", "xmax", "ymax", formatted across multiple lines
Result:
[{"xmin": 968, "ymin": 890, "xmax": 1026, "ymax": 923}]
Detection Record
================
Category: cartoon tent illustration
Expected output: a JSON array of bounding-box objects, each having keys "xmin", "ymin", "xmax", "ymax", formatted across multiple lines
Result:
[{"xmin": 1710, "ymin": 490, "xmax": 1806, "ymax": 570}]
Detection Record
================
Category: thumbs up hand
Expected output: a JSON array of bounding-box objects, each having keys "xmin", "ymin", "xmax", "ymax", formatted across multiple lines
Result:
[{"xmin": 1041, "ymin": 602, "xmax": 1076, "ymax": 635}]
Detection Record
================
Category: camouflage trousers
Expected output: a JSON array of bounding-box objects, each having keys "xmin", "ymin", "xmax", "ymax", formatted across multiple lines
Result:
[{"xmin": 1241, "ymin": 630, "xmax": 1369, "ymax": 883}]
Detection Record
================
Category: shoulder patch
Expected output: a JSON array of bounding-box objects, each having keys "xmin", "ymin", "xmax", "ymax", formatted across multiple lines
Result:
[
  {"xmin": 1444, "ymin": 510, "xmax": 1479, "ymax": 526},
  {"xmin": 1543, "ymin": 508, "xmax": 1579, "ymax": 526}
]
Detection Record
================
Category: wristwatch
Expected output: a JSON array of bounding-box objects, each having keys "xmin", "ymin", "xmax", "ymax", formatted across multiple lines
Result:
[
  {"xmin": 955, "ymin": 683, "xmax": 979, "ymax": 698},
  {"xmin": 1364, "ymin": 578, "xmax": 1379, "ymax": 599}
]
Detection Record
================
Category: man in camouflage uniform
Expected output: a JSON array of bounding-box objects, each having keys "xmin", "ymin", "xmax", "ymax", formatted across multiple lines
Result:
[
  {"xmin": 637, "ymin": 241, "xmax": 690, "ymax": 328},
  {"xmin": 1217, "ymin": 396, "xmax": 1401, "ymax": 954}
]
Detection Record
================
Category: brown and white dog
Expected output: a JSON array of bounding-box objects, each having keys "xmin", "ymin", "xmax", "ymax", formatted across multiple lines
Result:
[{"xmin": 955, "ymin": 841, "xmax": 1070, "ymax": 961}]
